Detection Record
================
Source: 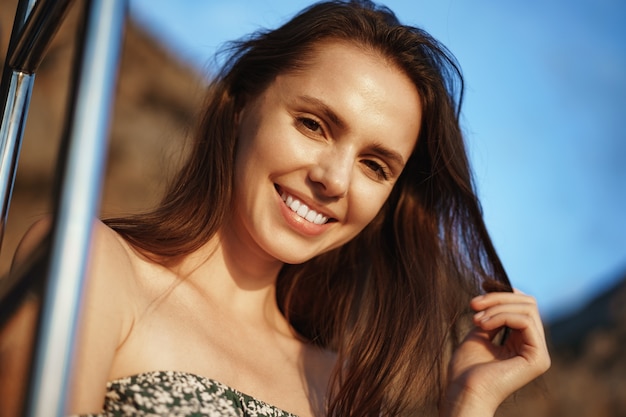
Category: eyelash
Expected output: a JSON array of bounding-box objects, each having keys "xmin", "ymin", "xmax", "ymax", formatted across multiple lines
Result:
[
  {"xmin": 295, "ymin": 115, "xmax": 392, "ymax": 181},
  {"xmin": 296, "ymin": 116, "xmax": 324, "ymax": 135},
  {"xmin": 362, "ymin": 159, "xmax": 391, "ymax": 181}
]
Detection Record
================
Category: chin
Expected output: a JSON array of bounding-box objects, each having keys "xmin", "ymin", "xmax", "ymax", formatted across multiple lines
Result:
[
  {"xmin": 270, "ymin": 239, "xmax": 348, "ymax": 266},
  {"xmin": 274, "ymin": 251, "xmax": 320, "ymax": 266}
]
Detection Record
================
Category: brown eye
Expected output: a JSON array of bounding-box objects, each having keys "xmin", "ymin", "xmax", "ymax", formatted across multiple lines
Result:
[
  {"xmin": 362, "ymin": 159, "xmax": 390, "ymax": 180},
  {"xmin": 298, "ymin": 117, "xmax": 322, "ymax": 133}
]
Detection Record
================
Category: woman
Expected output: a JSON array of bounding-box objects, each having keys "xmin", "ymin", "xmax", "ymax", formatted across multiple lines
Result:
[{"xmin": 14, "ymin": 0, "xmax": 550, "ymax": 416}]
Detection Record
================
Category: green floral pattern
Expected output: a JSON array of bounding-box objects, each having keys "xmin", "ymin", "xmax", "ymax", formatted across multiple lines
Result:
[{"xmin": 78, "ymin": 370, "xmax": 298, "ymax": 417}]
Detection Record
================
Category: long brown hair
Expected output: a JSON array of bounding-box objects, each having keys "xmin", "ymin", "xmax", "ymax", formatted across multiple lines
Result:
[{"xmin": 107, "ymin": 1, "xmax": 510, "ymax": 415}]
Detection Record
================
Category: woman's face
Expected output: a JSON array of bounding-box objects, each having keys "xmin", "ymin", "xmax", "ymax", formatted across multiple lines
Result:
[{"xmin": 230, "ymin": 41, "xmax": 422, "ymax": 265}]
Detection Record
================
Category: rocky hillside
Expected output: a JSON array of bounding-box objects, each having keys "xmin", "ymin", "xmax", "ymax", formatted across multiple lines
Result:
[{"xmin": 2, "ymin": 2, "xmax": 625, "ymax": 416}]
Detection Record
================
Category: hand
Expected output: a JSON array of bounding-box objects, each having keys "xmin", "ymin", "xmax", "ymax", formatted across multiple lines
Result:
[{"xmin": 442, "ymin": 289, "xmax": 551, "ymax": 417}]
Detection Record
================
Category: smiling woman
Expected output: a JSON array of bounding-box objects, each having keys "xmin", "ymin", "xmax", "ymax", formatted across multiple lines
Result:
[
  {"xmin": 11, "ymin": 1, "xmax": 549, "ymax": 416},
  {"xmin": 231, "ymin": 41, "xmax": 421, "ymax": 262}
]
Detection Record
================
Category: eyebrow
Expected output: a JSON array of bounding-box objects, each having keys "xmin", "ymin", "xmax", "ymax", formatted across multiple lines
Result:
[
  {"xmin": 297, "ymin": 95, "xmax": 346, "ymax": 129},
  {"xmin": 296, "ymin": 95, "xmax": 407, "ymax": 169},
  {"xmin": 369, "ymin": 143, "xmax": 406, "ymax": 169}
]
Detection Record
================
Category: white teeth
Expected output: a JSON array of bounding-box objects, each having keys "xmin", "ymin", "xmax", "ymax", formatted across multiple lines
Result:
[
  {"xmin": 305, "ymin": 211, "xmax": 317, "ymax": 222},
  {"xmin": 280, "ymin": 191, "xmax": 329, "ymax": 225},
  {"xmin": 296, "ymin": 205, "xmax": 309, "ymax": 217}
]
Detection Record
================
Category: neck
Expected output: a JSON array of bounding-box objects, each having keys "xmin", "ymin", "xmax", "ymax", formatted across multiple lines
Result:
[
  {"xmin": 217, "ymin": 223, "xmax": 285, "ymax": 291},
  {"xmin": 172, "ymin": 225, "xmax": 289, "ymax": 334}
]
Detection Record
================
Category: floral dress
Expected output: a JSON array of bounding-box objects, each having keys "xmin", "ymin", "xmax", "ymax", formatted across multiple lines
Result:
[{"xmin": 78, "ymin": 370, "xmax": 299, "ymax": 417}]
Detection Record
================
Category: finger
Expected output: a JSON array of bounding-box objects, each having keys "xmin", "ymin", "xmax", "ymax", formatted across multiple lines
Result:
[
  {"xmin": 471, "ymin": 289, "xmax": 549, "ymax": 349},
  {"xmin": 472, "ymin": 293, "xmax": 545, "ymax": 337},
  {"xmin": 471, "ymin": 291, "xmax": 537, "ymax": 311},
  {"xmin": 473, "ymin": 301, "xmax": 536, "ymax": 317},
  {"xmin": 472, "ymin": 302, "xmax": 540, "ymax": 325},
  {"xmin": 477, "ymin": 311, "xmax": 532, "ymax": 331},
  {"xmin": 472, "ymin": 289, "xmax": 536, "ymax": 304},
  {"xmin": 475, "ymin": 311, "xmax": 547, "ymax": 352}
]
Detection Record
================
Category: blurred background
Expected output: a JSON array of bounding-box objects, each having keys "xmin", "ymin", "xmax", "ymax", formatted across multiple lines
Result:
[{"xmin": 0, "ymin": 0, "xmax": 624, "ymax": 416}]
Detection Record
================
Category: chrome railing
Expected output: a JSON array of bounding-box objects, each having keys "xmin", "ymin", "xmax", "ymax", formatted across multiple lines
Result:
[{"xmin": 0, "ymin": 0, "xmax": 127, "ymax": 415}]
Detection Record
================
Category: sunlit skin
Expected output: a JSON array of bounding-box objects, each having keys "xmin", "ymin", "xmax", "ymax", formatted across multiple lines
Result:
[{"xmin": 226, "ymin": 40, "xmax": 421, "ymax": 267}]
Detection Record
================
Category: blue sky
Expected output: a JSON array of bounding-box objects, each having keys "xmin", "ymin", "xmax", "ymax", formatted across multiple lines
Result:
[{"xmin": 129, "ymin": 0, "xmax": 626, "ymax": 320}]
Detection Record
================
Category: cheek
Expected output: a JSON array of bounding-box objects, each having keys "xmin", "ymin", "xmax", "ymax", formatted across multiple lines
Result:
[
  {"xmin": 349, "ymin": 184, "xmax": 392, "ymax": 229},
  {"xmin": 236, "ymin": 114, "xmax": 295, "ymax": 172},
  {"xmin": 234, "ymin": 124, "xmax": 274, "ymax": 182}
]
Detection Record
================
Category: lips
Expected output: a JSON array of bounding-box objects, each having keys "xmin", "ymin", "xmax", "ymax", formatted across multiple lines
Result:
[{"xmin": 278, "ymin": 189, "xmax": 330, "ymax": 225}]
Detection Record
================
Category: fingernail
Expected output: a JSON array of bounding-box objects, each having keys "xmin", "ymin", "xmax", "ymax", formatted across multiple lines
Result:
[{"xmin": 474, "ymin": 311, "xmax": 485, "ymax": 320}]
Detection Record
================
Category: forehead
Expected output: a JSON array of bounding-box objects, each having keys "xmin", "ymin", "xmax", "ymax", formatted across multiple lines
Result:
[
  {"xmin": 286, "ymin": 40, "xmax": 400, "ymax": 85},
  {"xmin": 267, "ymin": 41, "xmax": 423, "ymax": 159}
]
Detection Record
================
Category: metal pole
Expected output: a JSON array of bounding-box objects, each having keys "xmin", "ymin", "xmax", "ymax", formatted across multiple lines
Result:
[
  {"xmin": 0, "ymin": 0, "xmax": 72, "ymax": 247},
  {"xmin": 0, "ymin": 0, "xmax": 37, "ymax": 246},
  {"xmin": 25, "ymin": 1, "xmax": 126, "ymax": 415},
  {"xmin": 9, "ymin": 0, "xmax": 74, "ymax": 73},
  {"xmin": 0, "ymin": 71, "xmax": 33, "ymax": 241}
]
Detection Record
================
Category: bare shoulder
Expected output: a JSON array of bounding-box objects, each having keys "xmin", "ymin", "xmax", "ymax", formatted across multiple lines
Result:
[
  {"xmin": 12, "ymin": 218, "xmax": 132, "ymax": 273},
  {"xmin": 68, "ymin": 220, "xmax": 145, "ymax": 411},
  {"xmin": 19, "ymin": 218, "xmax": 159, "ymax": 412},
  {"xmin": 9, "ymin": 218, "xmax": 146, "ymax": 412},
  {"xmin": 14, "ymin": 218, "xmax": 140, "ymax": 303},
  {"xmin": 84, "ymin": 220, "xmax": 170, "ymax": 323},
  {"xmin": 89, "ymin": 219, "xmax": 138, "ymax": 289},
  {"xmin": 87, "ymin": 219, "xmax": 141, "ymax": 310}
]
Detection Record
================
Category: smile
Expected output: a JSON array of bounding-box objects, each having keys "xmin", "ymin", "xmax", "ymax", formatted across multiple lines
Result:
[{"xmin": 280, "ymin": 191, "xmax": 329, "ymax": 225}]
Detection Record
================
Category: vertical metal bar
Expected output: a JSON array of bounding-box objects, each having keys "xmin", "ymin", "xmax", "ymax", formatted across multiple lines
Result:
[
  {"xmin": 9, "ymin": 0, "xmax": 75, "ymax": 73},
  {"xmin": 0, "ymin": 72, "xmax": 34, "ymax": 242},
  {"xmin": 0, "ymin": 0, "xmax": 37, "ymax": 247},
  {"xmin": 25, "ymin": 0, "xmax": 127, "ymax": 415}
]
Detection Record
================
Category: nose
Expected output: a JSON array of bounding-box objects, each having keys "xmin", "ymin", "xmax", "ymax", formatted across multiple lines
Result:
[{"xmin": 308, "ymin": 148, "xmax": 353, "ymax": 198}]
